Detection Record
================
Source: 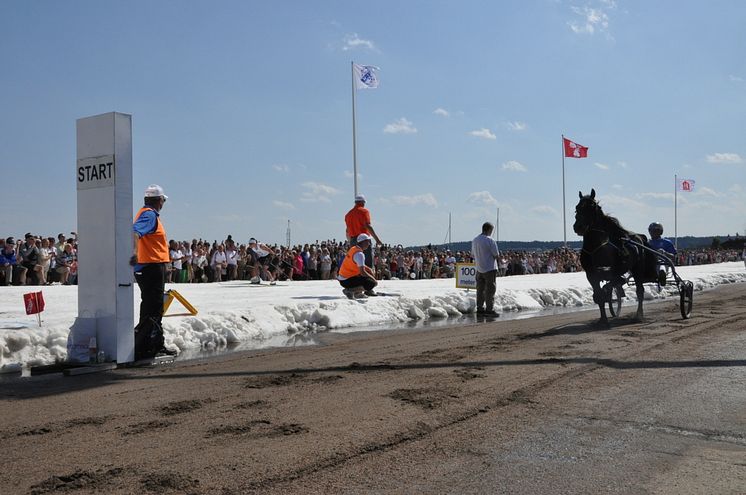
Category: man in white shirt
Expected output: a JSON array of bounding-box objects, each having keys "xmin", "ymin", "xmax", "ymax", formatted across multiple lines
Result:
[
  {"xmin": 471, "ymin": 222, "xmax": 500, "ymax": 316},
  {"xmin": 225, "ymin": 240, "xmax": 239, "ymax": 281},
  {"xmin": 192, "ymin": 247, "xmax": 208, "ymax": 282},
  {"xmin": 248, "ymin": 238, "xmax": 278, "ymax": 284},
  {"xmin": 211, "ymin": 244, "xmax": 228, "ymax": 282},
  {"xmin": 444, "ymin": 250, "xmax": 457, "ymax": 277}
]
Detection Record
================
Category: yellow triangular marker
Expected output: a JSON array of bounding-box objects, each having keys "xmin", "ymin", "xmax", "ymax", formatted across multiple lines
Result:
[{"xmin": 162, "ymin": 289, "xmax": 198, "ymax": 317}]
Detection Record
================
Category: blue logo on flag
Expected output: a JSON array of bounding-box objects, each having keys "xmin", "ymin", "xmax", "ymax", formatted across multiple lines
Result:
[{"xmin": 360, "ymin": 67, "xmax": 375, "ymax": 85}]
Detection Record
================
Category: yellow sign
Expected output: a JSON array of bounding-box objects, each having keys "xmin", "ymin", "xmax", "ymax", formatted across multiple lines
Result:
[{"xmin": 162, "ymin": 289, "xmax": 198, "ymax": 317}]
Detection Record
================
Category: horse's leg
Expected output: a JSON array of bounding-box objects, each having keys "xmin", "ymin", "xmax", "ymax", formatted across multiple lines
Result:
[
  {"xmin": 634, "ymin": 279, "xmax": 645, "ymax": 321},
  {"xmin": 588, "ymin": 274, "xmax": 609, "ymax": 325}
]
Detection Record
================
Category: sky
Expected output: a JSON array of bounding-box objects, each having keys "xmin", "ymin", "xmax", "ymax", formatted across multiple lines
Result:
[{"xmin": 1, "ymin": 0, "xmax": 745, "ymax": 246}]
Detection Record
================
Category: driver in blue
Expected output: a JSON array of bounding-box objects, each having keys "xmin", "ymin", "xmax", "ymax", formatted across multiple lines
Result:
[{"xmin": 648, "ymin": 222, "xmax": 676, "ymax": 285}]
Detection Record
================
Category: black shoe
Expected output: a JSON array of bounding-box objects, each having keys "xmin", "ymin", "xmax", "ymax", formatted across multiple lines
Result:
[
  {"xmin": 482, "ymin": 310, "xmax": 500, "ymax": 317},
  {"xmin": 342, "ymin": 289, "xmax": 354, "ymax": 299},
  {"xmin": 156, "ymin": 347, "xmax": 178, "ymax": 357},
  {"xmin": 364, "ymin": 289, "xmax": 378, "ymax": 297},
  {"xmin": 476, "ymin": 308, "xmax": 485, "ymax": 315}
]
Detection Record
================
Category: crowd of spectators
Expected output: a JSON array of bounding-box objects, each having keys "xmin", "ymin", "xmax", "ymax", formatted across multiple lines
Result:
[
  {"xmin": 1, "ymin": 233, "xmax": 78, "ymax": 286},
  {"xmin": 1, "ymin": 232, "xmax": 744, "ymax": 287}
]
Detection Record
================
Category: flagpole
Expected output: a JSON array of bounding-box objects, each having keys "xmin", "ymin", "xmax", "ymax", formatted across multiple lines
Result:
[
  {"xmin": 496, "ymin": 207, "xmax": 500, "ymax": 249},
  {"xmin": 351, "ymin": 61, "xmax": 359, "ymax": 198},
  {"xmin": 674, "ymin": 174, "xmax": 678, "ymax": 250},
  {"xmin": 562, "ymin": 135, "xmax": 567, "ymax": 248}
]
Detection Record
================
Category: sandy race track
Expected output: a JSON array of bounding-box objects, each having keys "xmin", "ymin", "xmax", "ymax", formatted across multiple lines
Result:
[{"xmin": 1, "ymin": 283, "xmax": 745, "ymax": 494}]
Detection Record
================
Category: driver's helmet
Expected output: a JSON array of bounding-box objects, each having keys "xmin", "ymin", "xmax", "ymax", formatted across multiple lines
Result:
[{"xmin": 648, "ymin": 222, "xmax": 664, "ymax": 236}]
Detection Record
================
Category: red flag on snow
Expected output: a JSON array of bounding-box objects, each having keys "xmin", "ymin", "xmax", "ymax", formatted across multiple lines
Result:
[
  {"xmin": 563, "ymin": 137, "xmax": 589, "ymax": 158},
  {"xmin": 23, "ymin": 291, "xmax": 45, "ymax": 315}
]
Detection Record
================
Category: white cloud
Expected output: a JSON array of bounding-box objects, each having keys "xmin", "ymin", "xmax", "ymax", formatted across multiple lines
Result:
[
  {"xmin": 433, "ymin": 108, "xmax": 450, "ymax": 117},
  {"xmin": 599, "ymin": 193, "xmax": 647, "ymax": 210},
  {"xmin": 637, "ymin": 192, "xmax": 674, "ymax": 201},
  {"xmin": 467, "ymin": 191, "xmax": 498, "ymax": 207},
  {"xmin": 730, "ymin": 75, "xmax": 745, "ymax": 83},
  {"xmin": 502, "ymin": 160, "xmax": 527, "ymax": 172},
  {"xmin": 505, "ymin": 121, "xmax": 527, "ymax": 131},
  {"xmin": 612, "ymin": 184, "xmax": 623, "ymax": 190},
  {"xmin": 706, "ymin": 152, "xmax": 743, "ymax": 164},
  {"xmin": 469, "ymin": 128, "xmax": 496, "ymax": 140},
  {"xmin": 568, "ymin": 1, "xmax": 615, "ymax": 36},
  {"xmin": 530, "ymin": 205, "xmax": 559, "ymax": 216},
  {"xmin": 594, "ymin": 162, "xmax": 610, "ymax": 170},
  {"xmin": 300, "ymin": 181, "xmax": 340, "ymax": 203},
  {"xmin": 695, "ymin": 187, "xmax": 722, "ymax": 197},
  {"xmin": 272, "ymin": 164, "xmax": 289, "ymax": 174},
  {"xmin": 383, "ymin": 117, "xmax": 417, "ymax": 134},
  {"xmin": 617, "ymin": 161, "xmax": 628, "ymax": 168},
  {"xmin": 388, "ymin": 193, "xmax": 438, "ymax": 207},
  {"xmin": 272, "ymin": 200, "xmax": 295, "ymax": 210},
  {"xmin": 728, "ymin": 184, "xmax": 743, "ymax": 194},
  {"xmin": 343, "ymin": 170, "xmax": 362, "ymax": 179},
  {"xmin": 342, "ymin": 33, "xmax": 376, "ymax": 51}
]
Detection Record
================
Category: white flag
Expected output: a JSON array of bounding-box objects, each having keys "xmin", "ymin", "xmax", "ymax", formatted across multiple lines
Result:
[
  {"xmin": 353, "ymin": 64, "xmax": 380, "ymax": 89},
  {"xmin": 678, "ymin": 178, "xmax": 695, "ymax": 192}
]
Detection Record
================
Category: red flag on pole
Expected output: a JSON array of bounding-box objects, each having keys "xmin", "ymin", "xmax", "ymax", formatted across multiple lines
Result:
[
  {"xmin": 678, "ymin": 178, "xmax": 695, "ymax": 192},
  {"xmin": 563, "ymin": 137, "xmax": 589, "ymax": 158},
  {"xmin": 23, "ymin": 291, "xmax": 45, "ymax": 315}
]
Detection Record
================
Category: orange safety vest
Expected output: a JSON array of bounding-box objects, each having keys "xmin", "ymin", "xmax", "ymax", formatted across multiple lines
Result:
[
  {"xmin": 134, "ymin": 207, "xmax": 170, "ymax": 263},
  {"xmin": 339, "ymin": 246, "xmax": 364, "ymax": 279}
]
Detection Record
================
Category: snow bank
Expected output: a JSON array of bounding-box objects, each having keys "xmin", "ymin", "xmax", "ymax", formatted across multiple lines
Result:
[{"xmin": 1, "ymin": 262, "xmax": 744, "ymax": 368}]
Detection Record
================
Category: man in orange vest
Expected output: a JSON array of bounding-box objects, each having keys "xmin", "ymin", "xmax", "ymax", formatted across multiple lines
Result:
[
  {"xmin": 344, "ymin": 194, "xmax": 382, "ymax": 269},
  {"xmin": 338, "ymin": 233, "xmax": 378, "ymax": 298},
  {"xmin": 130, "ymin": 184, "xmax": 177, "ymax": 360}
]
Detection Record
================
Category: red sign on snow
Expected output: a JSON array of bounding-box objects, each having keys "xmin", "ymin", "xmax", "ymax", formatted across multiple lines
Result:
[{"xmin": 23, "ymin": 291, "xmax": 45, "ymax": 315}]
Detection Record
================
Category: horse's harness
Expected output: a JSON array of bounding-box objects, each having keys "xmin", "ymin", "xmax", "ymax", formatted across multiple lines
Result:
[{"xmin": 581, "ymin": 228, "xmax": 624, "ymax": 256}]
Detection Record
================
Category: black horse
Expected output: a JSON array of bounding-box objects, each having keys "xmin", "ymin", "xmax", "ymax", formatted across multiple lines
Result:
[{"xmin": 573, "ymin": 189, "xmax": 657, "ymax": 324}]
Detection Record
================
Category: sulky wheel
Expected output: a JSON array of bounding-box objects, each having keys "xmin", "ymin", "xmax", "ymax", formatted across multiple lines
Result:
[
  {"xmin": 679, "ymin": 281, "xmax": 693, "ymax": 319},
  {"xmin": 606, "ymin": 285, "xmax": 624, "ymax": 318}
]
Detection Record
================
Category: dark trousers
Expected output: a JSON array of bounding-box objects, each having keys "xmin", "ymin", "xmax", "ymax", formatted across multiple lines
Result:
[
  {"xmin": 134, "ymin": 263, "xmax": 166, "ymax": 356},
  {"xmin": 476, "ymin": 270, "xmax": 497, "ymax": 311},
  {"xmin": 340, "ymin": 275, "xmax": 377, "ymax": 292}
]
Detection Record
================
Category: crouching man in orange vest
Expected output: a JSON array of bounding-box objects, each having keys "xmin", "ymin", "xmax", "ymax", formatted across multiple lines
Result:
[{"xmin": 338, "ymin": 233, "xmax": 378, "ymax": 299}]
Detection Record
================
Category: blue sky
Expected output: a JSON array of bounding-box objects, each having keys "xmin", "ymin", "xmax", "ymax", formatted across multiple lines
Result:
[{"xmin": 1, "ymin": 0, "xmax": 744, "ymax": 245}]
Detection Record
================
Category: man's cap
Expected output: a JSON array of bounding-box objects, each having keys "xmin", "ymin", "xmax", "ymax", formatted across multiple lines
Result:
[
  {"xmin": 249, "ymin": 238, "xmax": 257, "ymax": 244},
  {"xmin": 25, "ymin": 233, "xmax": 33, "ymax": 238},
  {"xmin": 356, "ymin": 233, "xmax": 372, "ymax": 243},
  {"xmin": 354, "ymin": 194, "xmax": 366, "ymax": 203},
  {"xmin": 6, "ymin": 237, "xmax": 14, "ymax": 244},
  {"xmin": 144, "ymin": 184, "xmax": 168, "ymax": 199}
]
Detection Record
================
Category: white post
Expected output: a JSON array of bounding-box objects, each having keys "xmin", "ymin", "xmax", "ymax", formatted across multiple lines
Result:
[
  {"xmin": 561, "ymin": 135, "xmax": 567, "ymax": 248},
  {"xmin": 674, "ymin": 174, "xmax": 678, "ymax": 250},
  {"xmin": 351, "ymin": 61, "xmax": 359, "ymax": 198},
  {"xmin": 496, "ymin": 207, "xmax": 500, "ymax": 249},
  {"xmin": 74, "ymin": 112, "xmax": 134, "ymax": 364}
]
